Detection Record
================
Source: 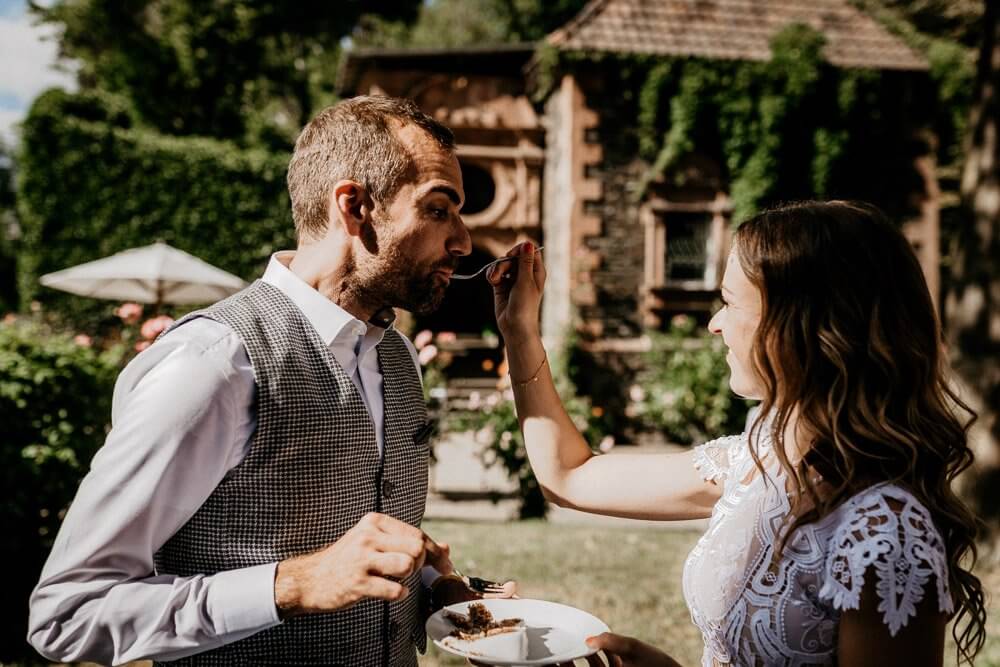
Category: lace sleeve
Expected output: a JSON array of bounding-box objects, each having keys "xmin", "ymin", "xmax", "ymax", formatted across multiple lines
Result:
[
  {"xmin": 818, "ymin": 485, "xmax": 954, "ymax": 636},
  {"xmin": 692, "ymin": 434, "xmax": 741, "ymax": 484}
]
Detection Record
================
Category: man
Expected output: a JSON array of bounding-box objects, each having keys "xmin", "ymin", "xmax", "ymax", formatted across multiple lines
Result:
[{"xmin": 28, "ymin": 96, "xmax": 481, "ymax": 665}]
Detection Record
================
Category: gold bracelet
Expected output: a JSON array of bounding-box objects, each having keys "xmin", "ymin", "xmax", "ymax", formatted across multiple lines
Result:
[{"xmin": 511, "ymin": 355, "xmax": 548, "ymax": 389}]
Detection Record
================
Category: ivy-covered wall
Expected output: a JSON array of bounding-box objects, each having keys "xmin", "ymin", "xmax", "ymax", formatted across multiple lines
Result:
[
  {"xmin": 540, "ymin": 24, "xmax": 937, "ymax": 341},
  {"xmin": 536, "ymin": 25, "xmax": 941, "ymax": 441},
  {"xmin": 16, "ymin": 89, "xmax": 294, "ymax": 325}
]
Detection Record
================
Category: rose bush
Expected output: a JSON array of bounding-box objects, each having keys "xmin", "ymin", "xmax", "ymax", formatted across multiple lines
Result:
[{"xmin": 629, "ymin": 315, "xmax": 753, "ymax": 444}]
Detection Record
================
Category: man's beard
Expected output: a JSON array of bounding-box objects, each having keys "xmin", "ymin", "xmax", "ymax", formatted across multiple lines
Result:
[
  {"xmin": 355, "ymin": 234, "xmax": 457, "ymax": 315},
  {"xmin": 383, "ymin": 264, "xmax": 451, "ymax": 315}
]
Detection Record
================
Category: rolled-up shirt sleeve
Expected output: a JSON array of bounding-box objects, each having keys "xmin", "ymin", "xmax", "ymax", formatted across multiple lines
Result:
[{"xmin": 27, "ymin": 319, "xmax": 281, "ymax": 664}]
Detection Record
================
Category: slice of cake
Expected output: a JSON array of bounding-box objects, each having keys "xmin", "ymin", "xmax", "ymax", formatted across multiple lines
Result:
[{"xmin": 441, "ymin": 602, "xmax": 528, "ymax": 661}]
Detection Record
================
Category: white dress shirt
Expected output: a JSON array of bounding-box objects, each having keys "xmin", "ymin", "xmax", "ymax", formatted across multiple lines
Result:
[{"xmin": 27, "ymin": 252, "xmax": 427, "ymax": 665}]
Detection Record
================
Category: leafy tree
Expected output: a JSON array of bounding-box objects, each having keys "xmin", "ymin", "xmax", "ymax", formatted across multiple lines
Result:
[
  {"xmin": 353, "ymin": 0, "xmax": 589, "ymax": 49},
  {"xmin": 945, "ymin": 1, "xmax": 1000, "ymax": 533},
  {"xmin": 861, "ymin": 0, "xmax": 983, "ymax": 46},
  {"xmin": 858, "ymin": 0, "xmax": 999, "ymax": 534},
  {"xmin": 31, "ymin": 0, "xmax": 422, "ymax": 147},
  {"xmin": 0, "ymin": 140, "xmax": 18, "ymax": 313}
]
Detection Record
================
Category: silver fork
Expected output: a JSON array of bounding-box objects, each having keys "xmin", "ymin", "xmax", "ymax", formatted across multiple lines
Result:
[
  {"xmin": 451, "ymin": 246, "xmax": 544, "ymax": 280},
  {"xmin": 451, "ymin": 567, "xmax": 513, "ymax": 596}
]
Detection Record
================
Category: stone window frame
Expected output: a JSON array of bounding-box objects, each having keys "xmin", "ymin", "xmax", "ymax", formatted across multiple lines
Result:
[
  {"xmin": 643, "ymin": 192, "xmax": 731, "ymax": 289},
  {"xmin": 641, "ymin": 192, "xmax": 732, "ymax": 325}
]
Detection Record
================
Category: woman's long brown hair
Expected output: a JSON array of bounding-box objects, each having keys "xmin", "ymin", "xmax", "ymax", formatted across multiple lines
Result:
[{"xmin": 734, "ymin": 200, "xmax": 985, "ymax": 664}]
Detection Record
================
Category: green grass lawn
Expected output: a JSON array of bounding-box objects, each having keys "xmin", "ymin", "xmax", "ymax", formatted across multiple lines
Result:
[{"xmin": 422, "ymin": 519, "xmax": 1000, "ymax": 667}]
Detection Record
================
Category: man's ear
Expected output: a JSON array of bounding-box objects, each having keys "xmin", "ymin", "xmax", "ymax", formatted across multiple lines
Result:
[{"xmin": 328, "ymin": 180, "xmax": 372, "ymax": 239}]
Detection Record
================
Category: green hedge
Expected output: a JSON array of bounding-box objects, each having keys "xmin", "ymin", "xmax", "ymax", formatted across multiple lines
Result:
[
  {"xmin": 16, "ymin": 89, "xmax": 294, "ymax": 322},
  {"xmin": 0, "ymin": 319, "xmax": 122, "ymax": 660}
]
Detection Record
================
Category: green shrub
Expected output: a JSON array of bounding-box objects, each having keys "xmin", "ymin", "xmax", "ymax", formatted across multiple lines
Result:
[
  {"xmin": 0, "ymin": 318, "xmax": 122, "ymax": 660},
  {"xmin": 631, "ymin": 316, "xmax": 753, "ymax": 444},
  {"xmin": 16, "ymin": 89, "xmax": 293, "ymax": 325}
]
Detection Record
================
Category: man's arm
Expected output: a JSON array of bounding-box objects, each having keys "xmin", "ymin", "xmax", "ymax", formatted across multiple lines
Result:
[{"xmin": 27, "ymin": 321, "xmax": 281, "ymax": 664}]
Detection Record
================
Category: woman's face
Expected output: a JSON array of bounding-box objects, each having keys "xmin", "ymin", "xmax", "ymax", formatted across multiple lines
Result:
[{"xmin": 708, "ymin": 251, "xmax": 764, "ymax": 399}]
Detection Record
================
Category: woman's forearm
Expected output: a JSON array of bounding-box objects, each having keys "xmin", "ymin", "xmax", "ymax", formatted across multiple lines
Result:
[{"xmin": 505, "ymin": 335, "xmax": 594, "ymax": 496}]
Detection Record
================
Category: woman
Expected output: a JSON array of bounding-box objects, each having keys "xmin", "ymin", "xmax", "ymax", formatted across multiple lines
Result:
[{"xmin": 488, "ymin": 201, "xmax": 986, "ymax": 666}]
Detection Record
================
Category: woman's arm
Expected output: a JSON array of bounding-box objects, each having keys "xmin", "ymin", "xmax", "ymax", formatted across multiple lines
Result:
[
  {"xmin": 491, "ymin": 243, "xmax": 722, "ymax": 521},
  {"xmin": 838, "ymin": 577, "xmax": 947, "ymax": 666}
]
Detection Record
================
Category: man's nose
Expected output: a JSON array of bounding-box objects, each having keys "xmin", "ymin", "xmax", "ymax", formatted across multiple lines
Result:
[{"xmin": 449, "ymin": 216, "xmax": 472, "ymax": 257}]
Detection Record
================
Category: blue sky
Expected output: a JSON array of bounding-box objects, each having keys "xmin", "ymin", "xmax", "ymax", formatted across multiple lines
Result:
[
  {"xmin": 0, "ymin": 0, "xmax": 75, "ymax": 145},
  {"xmin": 0, "ymin": 0, "xmax": 27, "ymax": 18}
]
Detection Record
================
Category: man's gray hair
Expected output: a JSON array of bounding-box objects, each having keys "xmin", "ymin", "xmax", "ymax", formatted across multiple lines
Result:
[{"xmin": 287, "ymin": 95, "xmax": 455, "ymax": 239}]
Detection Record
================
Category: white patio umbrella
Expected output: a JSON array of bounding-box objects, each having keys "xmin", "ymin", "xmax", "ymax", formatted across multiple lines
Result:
[{"xmin": 39, "ymin": 241, "xmax": 248, "ymax": 308}]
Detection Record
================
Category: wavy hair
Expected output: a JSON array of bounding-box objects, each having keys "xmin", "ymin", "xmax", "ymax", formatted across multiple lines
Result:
[{"xmin": 734, "ymin": 200, "xmax": 985, "ymax": 664}]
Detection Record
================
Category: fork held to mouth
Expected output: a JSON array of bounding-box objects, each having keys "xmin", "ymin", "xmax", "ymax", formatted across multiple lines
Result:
[{"xmin": 450, "ymin": 246, "xmax": 544, "ymax": 280}]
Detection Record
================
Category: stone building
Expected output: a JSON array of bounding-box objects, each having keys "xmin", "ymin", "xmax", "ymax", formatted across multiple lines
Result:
[{"xmin": 338, "ymin": 0, "xmax": 934, "ymax": 391}]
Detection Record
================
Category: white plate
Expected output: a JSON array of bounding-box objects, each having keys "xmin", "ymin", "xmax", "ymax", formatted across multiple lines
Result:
[{"xmin": 427, "ymin": 598, "xmax": 610, "ymax": 666}]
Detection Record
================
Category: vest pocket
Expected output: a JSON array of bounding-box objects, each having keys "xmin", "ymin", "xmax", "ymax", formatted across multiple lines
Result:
[{"xmin": 412, "ymin": 420, "xmax": 436, "ymax": 447}]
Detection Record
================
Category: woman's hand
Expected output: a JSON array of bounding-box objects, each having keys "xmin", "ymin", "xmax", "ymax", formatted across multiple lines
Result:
[
  {"xmin": 488, "ymin": 241, "xmax": 545, "ymax": 345},
  {"xmin": 586, "ymin": 633, "xmax": 684, "ymax": 667}
]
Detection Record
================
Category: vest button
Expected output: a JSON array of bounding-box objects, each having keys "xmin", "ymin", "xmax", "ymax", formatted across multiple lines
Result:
[{"xmin": 382, "ymin": 479, "xmax": 395, "ymax": 499}]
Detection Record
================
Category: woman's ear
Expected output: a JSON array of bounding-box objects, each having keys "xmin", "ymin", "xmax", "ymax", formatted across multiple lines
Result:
[{"xmin": 328, "ymin": 180, "xmax": 371, "ymax": 239}]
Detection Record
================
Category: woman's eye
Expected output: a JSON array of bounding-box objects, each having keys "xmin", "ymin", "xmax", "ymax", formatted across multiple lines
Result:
[{"xmin": 430, "ymin": 207, "xmax": 448, "ymax": 219}]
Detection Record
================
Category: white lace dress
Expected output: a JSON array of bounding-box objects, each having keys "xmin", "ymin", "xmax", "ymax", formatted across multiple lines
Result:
[{"xmin": 682, "ymin": 426, "xmax": 954, "ymax": 666}]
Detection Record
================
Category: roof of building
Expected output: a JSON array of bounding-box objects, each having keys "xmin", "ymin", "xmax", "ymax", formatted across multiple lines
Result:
[{"xmin": 546, "ymin": 0, "xmax": 928, "ymax": 71}]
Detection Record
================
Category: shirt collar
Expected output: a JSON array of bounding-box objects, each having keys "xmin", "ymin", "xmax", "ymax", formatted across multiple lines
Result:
[{"xmin": 261, "ymin": 251, "xmax": 386, "ymax": 348}]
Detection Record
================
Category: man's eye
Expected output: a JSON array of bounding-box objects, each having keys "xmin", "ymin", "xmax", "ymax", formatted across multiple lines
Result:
[{"xmin": 430, "ymin": 207, "xmax": 448, "ymax": 219}]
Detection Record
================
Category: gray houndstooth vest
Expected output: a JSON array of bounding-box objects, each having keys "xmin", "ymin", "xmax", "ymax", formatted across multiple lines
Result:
[{"xmin": 153, "ymin": 280, "xmax": 430, "ymax": 666}]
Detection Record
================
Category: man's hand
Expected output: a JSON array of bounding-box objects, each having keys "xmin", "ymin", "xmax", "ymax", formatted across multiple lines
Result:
[
  {"xmin": 274, "ymin": 512, "xmax": 426, "ymax": 617},
  {"xmin": 585, "ymin": 633, "xmax": 683, "ymax": 667},
  {"xmin": 423, "ymin": 535, "xmax": 455, "ymax": 576}
]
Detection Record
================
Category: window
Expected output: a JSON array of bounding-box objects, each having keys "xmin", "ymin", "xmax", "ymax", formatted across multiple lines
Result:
[
  {"xmin": 642, "ymin": 195, "xmax": 731, "ymax": 326},
  {"xmin": 459, "ymin": 161, "xmax": 496, "ymax": 215},
  {"xmin": 665, "ymin": 211, "xmax": 713, "ymax": 285}
]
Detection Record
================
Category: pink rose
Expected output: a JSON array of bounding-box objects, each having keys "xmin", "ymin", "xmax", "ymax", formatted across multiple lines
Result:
[
  {"xmin": 73, "ymin": 334, "xmax": 93, "ymax": 348},
  {"xmin": 413, "ymin": 329, "xmax": 434, "ymax": 350},
  {"xmin": 116, "ymin": 302, "xmax": 144, "ymax": 325},
  {"xmin": 140, "ymin": 315, "xmax": 175, "ymax": 340},
  {"xmin": 417, "ymin": 344, "xmax": 438, "ymax": 366}
]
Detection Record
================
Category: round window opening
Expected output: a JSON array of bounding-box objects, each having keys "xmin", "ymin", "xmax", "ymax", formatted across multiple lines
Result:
[{"xmin": 460, "ymin": 162, "xmax": 496, "ymax": 215}]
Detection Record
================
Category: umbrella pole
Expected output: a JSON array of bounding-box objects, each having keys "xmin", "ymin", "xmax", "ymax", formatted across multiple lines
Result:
[{"xmin": 154, "ymin": 282, "xmax": 164, "ymax": 316}]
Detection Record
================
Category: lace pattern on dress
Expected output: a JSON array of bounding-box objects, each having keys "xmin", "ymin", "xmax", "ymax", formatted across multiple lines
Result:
[
  {"xmin": 684, "ymin": 419, "xmax": 953, "ymax": 665},
  {"xmin": 818, "ymin": 485, "xmax": 954, "ymax": 636},
  {"xmin": 692, "ymin": 434, "xmax": 742, "ymax": 484}
]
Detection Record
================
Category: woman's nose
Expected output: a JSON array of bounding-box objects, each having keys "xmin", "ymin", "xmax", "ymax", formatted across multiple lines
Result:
[{"xmin": 707, "ymin": 310, "xmax": 723, "ymax": 335}]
